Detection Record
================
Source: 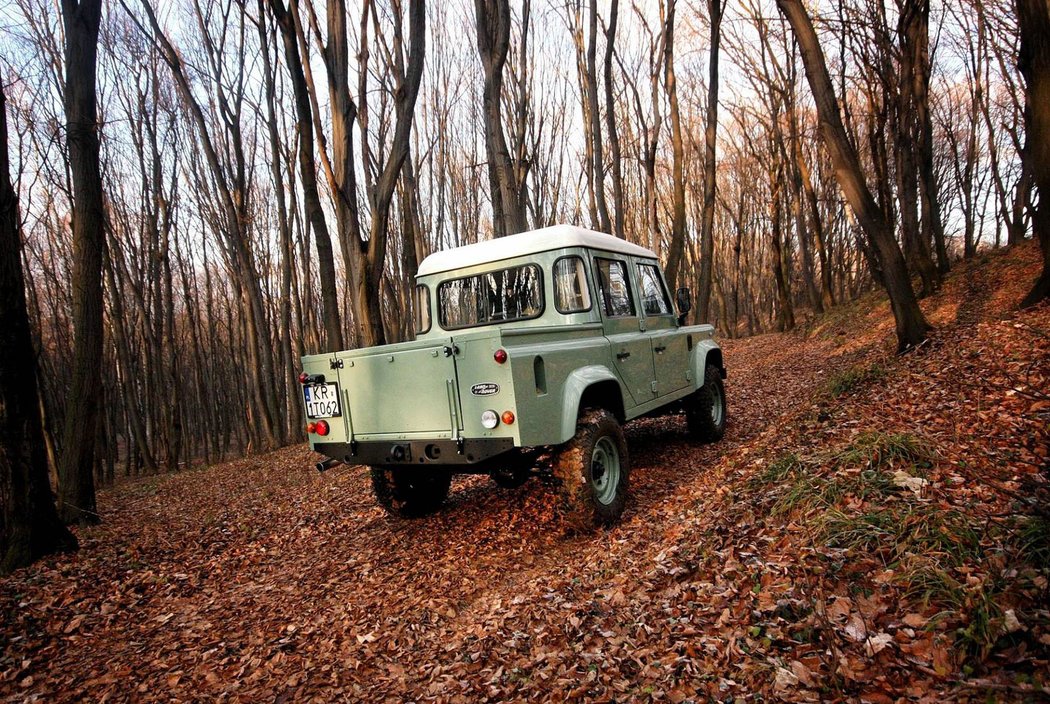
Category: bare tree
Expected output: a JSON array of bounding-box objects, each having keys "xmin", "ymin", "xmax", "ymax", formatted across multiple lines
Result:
[
  {"xmin": 56, "ymin": 0, "xmax": 105, "ymax": 524},
  {"xmin": 269, "ymin": 0, "xmax": 343, "ymax": 351},
  {"xmin": 475, "ymin": 0, "xmax": 527, "ymax": 237},
  {"xmin": 603, "ymin": 0, "xmax": 625, "ymax": 237},
  {"xmin": 696, "ymin": 0, "xmax": 725, "ymax": 323},
  {"xmin": 661, "ymin": 0, "xmax": 688, "ymax": 291},
  {"xmin": 776, "ymin": 0, "xmax": 931, "ymax": 351},
  {"xmin": 1, "ymin": 84, "xmax": 79, "ymax": 573}
]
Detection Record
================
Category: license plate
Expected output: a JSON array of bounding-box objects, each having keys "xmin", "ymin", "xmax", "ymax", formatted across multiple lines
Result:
[{"xmin": 303, "ymin": 383, "xmax": 342, "ymax": 418}]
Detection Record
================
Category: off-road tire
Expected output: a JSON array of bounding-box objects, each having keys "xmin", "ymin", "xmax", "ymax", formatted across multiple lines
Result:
[
  {"xmin": 370, "ymin": 467, "xmax": 452, "ymax": 518},
  {"xmin": 553, "ymin": 408, "xmax": 629, "ymax": 530},
  {"xmin": 686, "ymin": 363, "xmax": 726, "ymax": 443}
]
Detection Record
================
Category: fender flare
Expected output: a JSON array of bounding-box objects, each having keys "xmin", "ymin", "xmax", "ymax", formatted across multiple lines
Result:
[
  {"xmin": 558, "ymin": 365, "xmax": 623, "ymax": 444},
  {"xmin": 691, "ymin": 339, "xmax": 724, "ymax": 389}
]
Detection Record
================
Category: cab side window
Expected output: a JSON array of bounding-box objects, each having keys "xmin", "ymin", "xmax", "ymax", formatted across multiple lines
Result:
[
  {"xmin": 637, "ymin": 263, "xmax": 672, "ymax": 316},
  {"xmin": 553, "ymin": 256, "xmax": 592, "ymax": 313},
  {"xmin": 595, "ymin": 258, "xmax": 635, "ymax": 317}
]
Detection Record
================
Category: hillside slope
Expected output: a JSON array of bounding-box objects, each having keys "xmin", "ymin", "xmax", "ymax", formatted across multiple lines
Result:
[{"xmin": 2, "ymin": 243, "xmax": 1047, "ymax": 702}]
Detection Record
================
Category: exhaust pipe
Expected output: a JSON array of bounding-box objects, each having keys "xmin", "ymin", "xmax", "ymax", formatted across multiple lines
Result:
[{"xmin": 315, "ymin": 457, "xmax": 343, "ymax": 473}]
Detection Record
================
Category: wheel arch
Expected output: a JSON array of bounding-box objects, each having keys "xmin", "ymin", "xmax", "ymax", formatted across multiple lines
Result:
[
  {"xmin": 691, "ymin": 339, "xmax": 726, "ymax": 387},
  {"xmin": 705, "ymin": 348, "xmax": 726, "ymax": 379},
  {"xmin": 559, "ymin": 365, "xmax": 626, "ymax": 444}
]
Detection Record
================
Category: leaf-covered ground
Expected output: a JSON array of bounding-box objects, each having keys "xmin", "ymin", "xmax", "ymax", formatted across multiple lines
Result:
[{"xmin": 3, "ymin": 244, "xmax": 1048, "ymax": 702}]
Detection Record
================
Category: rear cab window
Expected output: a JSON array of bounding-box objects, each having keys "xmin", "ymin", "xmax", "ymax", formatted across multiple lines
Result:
[{"xmin": 438, "ymin": 263, "xmax": 543, "ymax": 330}]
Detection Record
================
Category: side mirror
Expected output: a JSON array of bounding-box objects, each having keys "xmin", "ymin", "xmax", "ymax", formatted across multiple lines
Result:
[{"xmin": 676, "ymin": 287, "xmax": 692, "ymax": 325}]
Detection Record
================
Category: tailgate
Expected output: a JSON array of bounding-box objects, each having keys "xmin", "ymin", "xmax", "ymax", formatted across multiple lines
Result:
[{"xmin": 338, "ymin": 338, "xmax": 460, "ymax": 439}]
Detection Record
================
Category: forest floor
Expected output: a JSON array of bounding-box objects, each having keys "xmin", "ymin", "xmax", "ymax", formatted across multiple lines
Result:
[{"xmin": 2, "ymin": 243, "xmax": 1049, "ymax": 703}]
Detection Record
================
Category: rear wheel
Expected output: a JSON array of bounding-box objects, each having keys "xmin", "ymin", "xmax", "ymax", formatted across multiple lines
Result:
[
  {"xmin": 370, "ymin": 467, "xmax": 452, "ymax": 517},
  {"xmin": 553, "ymin": 408, "xmax": 629, "ymax": 530},
  {"xmin": 686, "ymin": 363, "xmax": 726, "ymax": 443}
]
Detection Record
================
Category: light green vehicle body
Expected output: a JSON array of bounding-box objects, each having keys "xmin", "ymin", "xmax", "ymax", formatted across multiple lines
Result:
[{"xmin": 300, "ymin": 225, "xmax": 724, "ymax": 470}]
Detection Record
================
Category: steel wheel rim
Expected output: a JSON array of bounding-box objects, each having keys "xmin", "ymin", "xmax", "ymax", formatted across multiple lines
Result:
[
  {"xmin": 590, "ymin": 436, "xmax": 621, "ymax": 506},
  {"xmin": 710, "ymin": 383, "xmax": 725, "ymax": 426}
]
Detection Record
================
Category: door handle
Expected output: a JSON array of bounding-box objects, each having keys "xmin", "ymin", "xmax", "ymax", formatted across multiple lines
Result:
[
  {"xmin": 442, "ymin": 344, "xmax": 459, "ymax": 357},
  {"xmin": 616, "ymin": 351, "xmax": 631, "ymax": 361},
  {"xmin": 654, "ymin": 345, "xmax": 667, "ymax": 353}
]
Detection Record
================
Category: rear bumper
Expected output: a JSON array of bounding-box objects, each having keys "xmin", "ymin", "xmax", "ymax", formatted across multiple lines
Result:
[{"xmin": 314, "ymin": 437, "xmax": 515, "ymax": 467}]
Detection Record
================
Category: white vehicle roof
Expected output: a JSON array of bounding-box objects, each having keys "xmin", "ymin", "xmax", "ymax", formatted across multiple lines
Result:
[{"xmin": 416, "ymin": 224, "xmax": 658, "ymax": 277}]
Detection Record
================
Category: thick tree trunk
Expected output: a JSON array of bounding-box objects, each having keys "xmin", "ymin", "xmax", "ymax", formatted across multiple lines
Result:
[
  {"xmin": 603, "ymin": 0, "xmax": 624, "ymax": 238},
  {"xmin": 57, "ymin": 0, "xmax": 105, "ymax": 525},
  {"xmin": 1, "ymin": 85, "xmax": 79, "ymax": 573},
  {"xmin": 1017, "ymin": 0, "xmax": 1050, "ymax": 307},
  {"xmin": 271, "ymin": 0, "xmax": 343, "ymax": 352},
  {"xmin": 776, "ymin": 0, "xmax": 930, "ymax": 351},
  {"xmin": 696, "ymin": 0, "xmax": 723, "ymax": 323},
  {"xmin": 662, "ymin": 0, "xmax": 689, "ymax": 292},
  {"xmin": 583, "ymin": 0, "xmax": 610, "ymax": 233},
  {"xmin": 896, "ymin": 0, "xmax": 940, "ymax": 296},
  {"xmin": 475, "ymin": 0, "xmax": 526, "ymax": 237},
  {"xmin": 360, "ymin": 0, "xmax": 426, "ymax": 346},
  {"xmin": 257, "ymin": 5, "xmax": 297, "ymax": 443},
  {"xmin": 905, "ymin": 0, "xmax": 950, "ymax": 275}
]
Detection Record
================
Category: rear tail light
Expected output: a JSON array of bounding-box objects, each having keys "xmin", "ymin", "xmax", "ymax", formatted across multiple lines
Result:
[
  {"xmin": 298, "ymin": 372, "xmax": 309, "ymax": 384},
  {"xmin": 501, "ymin": 411, "xmax": 515, "ymax": 425},
  {"xmin": 493, "ymin": 348, "xmax": 508, "ymax": 364},
  {"xmin": 315, "ymin": 420, "xmax": 330, "ymax": 436},
  {"xmin": 306, "ymin": 422, "xmax": 317, "ymax": 434}
]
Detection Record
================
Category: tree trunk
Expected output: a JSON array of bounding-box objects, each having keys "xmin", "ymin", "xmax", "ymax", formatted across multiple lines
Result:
[
  {"xmin": 661, "ymin": 0, "xmax": 688, "ymax": 291},
  {"xmin": 585, "ymin": 0, "xmax": 611, "ymax": 233},
  {"xmin": 769, "ymin": 163, "xmax": 795, "ymax": 331},
  {"xmin": 475, "ymin": 0, "xmax": 527, "ymax": 237},
  {"xmin": 603, "ymin": 0, "xmax": 625, "ymax": 237},
  {"xmin": 776, "ymin": 0, "xmax": 930, "ymax": 351},
  {"xmin": 696, "ymin": 0, "xmax": 723, "ymax": 323},
  {"xmin": 1017, "ymin": 0, "xmax": 1050, "ymax": 307},
  {"xmin": 271, "ymin": 0, "xmax": 344, "ymax": 352},
  {"xmin": 57, "ymin": 0, "xmax": 105, "ymax": 525},
  {"xmin": 896, "ymin": 0, "xmax": 940, "ymax": 296},
  {"xmin": 1, "ymin": 84, "xmax": 79, "ymax": 573}
]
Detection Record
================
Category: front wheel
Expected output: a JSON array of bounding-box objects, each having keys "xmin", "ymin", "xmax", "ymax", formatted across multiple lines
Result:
[
  {"xmin": 370, "ymin": 467, "xmax": 451, "ymax": 518},
  {"xmin": 686, "ymin": 363, "xmax": 726, "ymax": 443},
  {"xmin": 553, "ymin": 408, "xmax": 629, "ymax": 530}
]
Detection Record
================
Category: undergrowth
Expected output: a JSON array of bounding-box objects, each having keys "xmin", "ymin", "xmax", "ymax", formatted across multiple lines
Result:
[
  {"xmin": 749, "ymin": 430, "xmax": 1035, "ymax": 665},
  {"xmin": 826, "ymin": 363, "xmax": 887, "ymax": 397}
]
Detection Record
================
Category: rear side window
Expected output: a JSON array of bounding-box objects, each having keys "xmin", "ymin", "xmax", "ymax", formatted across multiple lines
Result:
[
  {"xmin": 637, "ymin": 263, "xmax": 672, "ymax": 316},
  {"xmin": 415, "ymin": 284, "xmax": 431, "ymax": 334},
  {"xmin": 438, "ymin": 264, "xmax": 543, "ymax": 329},
  {"xmin": 553, "ymin": 256, "xmax": 592, "ymax": 313},
  {"xmin": 595, "ymin": 258, "xmax": 635, "ymax": 317}
]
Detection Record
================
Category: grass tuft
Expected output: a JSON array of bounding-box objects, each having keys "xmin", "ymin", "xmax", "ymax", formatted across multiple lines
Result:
[
  {"xmin": 831, "ymin": 431, "xmax": 935, "ymax": 471},
  {"xmin": 826, "ymin": 363, "xmax": 887, "ymax": 397},
  {"xmin": 1015, "ymin": 515, "xmax": 1050, "ymax": 567},
  {"xmin": 820, "ymin": 506, "xmax": 981, "ymax": 567}
]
